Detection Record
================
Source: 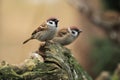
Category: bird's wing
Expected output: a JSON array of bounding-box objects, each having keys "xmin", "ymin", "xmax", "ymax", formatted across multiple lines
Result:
[
  {"xmin": 57, "ymin": 29, "xmax": 68, "ymax": 37},
  {"xmin": 32, "ymin": 22, "xmax": 48, "ymax": 35}
]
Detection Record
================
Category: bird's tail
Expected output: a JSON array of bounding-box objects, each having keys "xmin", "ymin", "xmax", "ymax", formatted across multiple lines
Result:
[{"xmin": 23, "ymin": 37, "xmax": 33, "ymax": 44}]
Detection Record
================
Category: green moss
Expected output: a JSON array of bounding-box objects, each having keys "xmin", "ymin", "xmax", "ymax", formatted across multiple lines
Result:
[{"xmin": 0, "ymin": 42, "xmax": 92, "ymax": 80}]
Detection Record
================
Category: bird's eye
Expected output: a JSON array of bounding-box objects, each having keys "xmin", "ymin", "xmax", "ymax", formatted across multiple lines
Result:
[
  {"xmin": 49, "ymin": 21, "xmax": 53, "ymax": 24},
  {"xmin": 47, "ymin": 20, "xmax": 56, "ymax": 27},
  {"xmin": 72, "ymin": 31, "xmax": 75, "ymax": 34},
  {"xmin": 71, "ymin": 30, "xmax": 78, "ymax": 36}
]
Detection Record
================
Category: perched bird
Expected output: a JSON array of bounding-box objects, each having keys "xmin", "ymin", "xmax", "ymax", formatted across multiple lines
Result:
[
  {"xmin": 23, "ymin": 17, "xmax": 59, "ymax": 44},
  {"xmin": 52, "ymin": 26, "xmax": 82, "ymax": 45}
]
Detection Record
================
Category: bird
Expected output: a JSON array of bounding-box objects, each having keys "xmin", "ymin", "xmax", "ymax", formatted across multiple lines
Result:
[
  {"xmin": 52, "ymin": 26, "xmax": 82, "ymax": 45},
  {"xmin": 23, "ymin": 17, "xmax": 59, "ymax": 44}
]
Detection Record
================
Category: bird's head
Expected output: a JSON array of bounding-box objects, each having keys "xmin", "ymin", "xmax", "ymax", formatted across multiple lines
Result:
[
  {"xmin": 47, "ymin": 17, "xmax": 59, "ymax": 28},
  {"xmin": 68, "ymin": 26, "xmax": 82, "ymax": 37}
]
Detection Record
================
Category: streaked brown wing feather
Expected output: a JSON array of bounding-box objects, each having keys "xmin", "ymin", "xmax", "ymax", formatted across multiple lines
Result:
[
  {"xmin": 32, "ymin": 22, "xmax": 47, "ymax": 35},
  {"xmin": 57, "ymin": 29, "xmax": 68, "ymax": 37}
]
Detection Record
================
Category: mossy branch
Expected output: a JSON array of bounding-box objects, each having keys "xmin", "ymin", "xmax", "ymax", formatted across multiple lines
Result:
[{"xmin": 0, "ymin": 42, "xmax": 92, "ymax": 80}]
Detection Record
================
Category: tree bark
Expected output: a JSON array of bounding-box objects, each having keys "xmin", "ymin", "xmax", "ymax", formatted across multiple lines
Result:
[{"xmin": 0, "ymin": 42, "xmax": 92, "ymax": 80}]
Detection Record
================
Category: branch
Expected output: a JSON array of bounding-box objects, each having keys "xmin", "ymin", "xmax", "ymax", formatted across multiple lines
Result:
[{"xmin": 0, "ymin": 42, "xmax": 92, "ymax": 80}]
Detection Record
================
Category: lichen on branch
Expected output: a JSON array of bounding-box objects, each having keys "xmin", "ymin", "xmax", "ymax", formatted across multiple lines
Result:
[{"xmin": 0, "ymin": 42, "xmax": 92, "ymax": 80}]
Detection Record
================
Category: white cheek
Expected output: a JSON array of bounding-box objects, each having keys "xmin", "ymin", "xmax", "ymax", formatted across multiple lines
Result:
[
  {"xmin": 74, "ymin": 32, "xmax": 78, "ymax": 36},
  {"xmin": 46, "ymin": 22, "xmax": 50, "ymax": 26}
]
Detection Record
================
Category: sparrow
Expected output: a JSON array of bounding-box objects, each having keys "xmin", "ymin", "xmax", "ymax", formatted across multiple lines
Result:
[
  {"xmin": 52, "ymin": 26, "xmax": 82, "ymax": 45},
  {"xmin": 23, "ymin": 17, "xmax": 59, "ymax": 44}
]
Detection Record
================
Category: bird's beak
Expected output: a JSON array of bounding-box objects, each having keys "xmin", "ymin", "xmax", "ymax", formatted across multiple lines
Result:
[
  {"xmin": 79, "ymin": 29, "xmax": 82, "ymax": 33},
  {"xmin": 56, "ymin": 19, "xmax": 59, "ymax": 22}
]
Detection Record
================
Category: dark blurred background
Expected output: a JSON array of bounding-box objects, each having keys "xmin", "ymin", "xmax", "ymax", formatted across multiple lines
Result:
[{"xmin": 0, "ymin": 0, "xmax": 120, "ymax": 79}]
